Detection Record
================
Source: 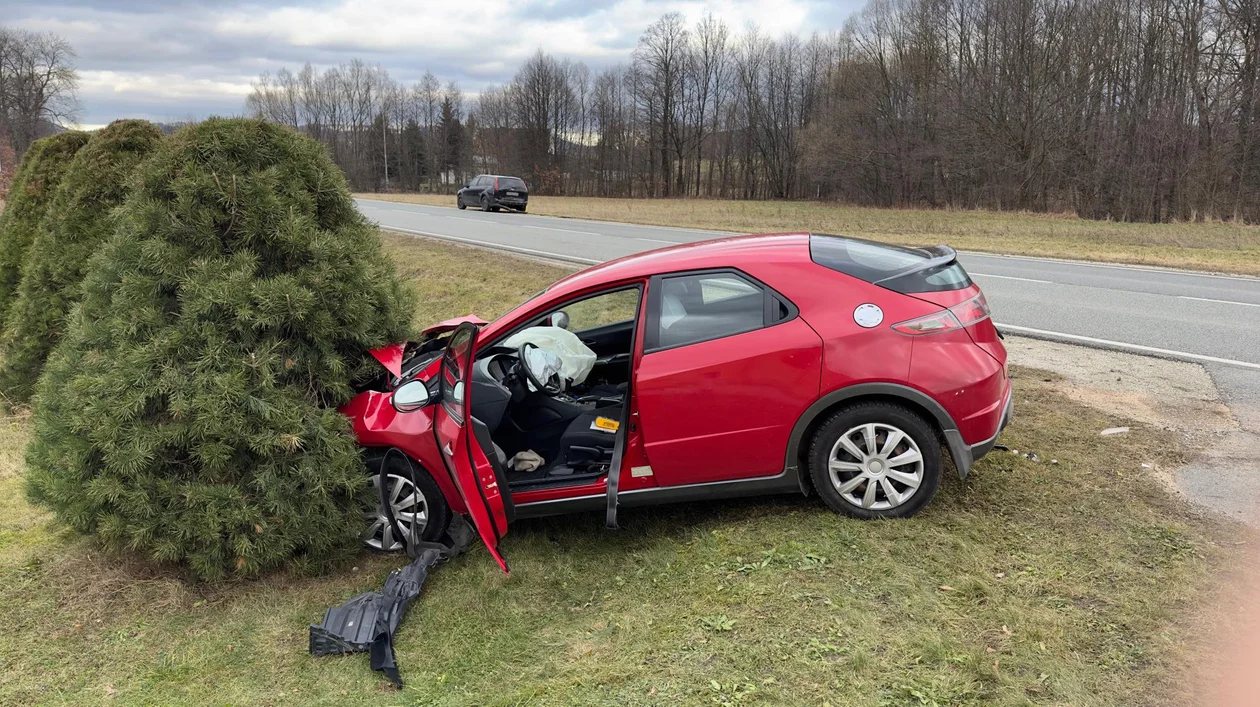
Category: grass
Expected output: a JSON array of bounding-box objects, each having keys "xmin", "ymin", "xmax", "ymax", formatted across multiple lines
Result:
[
  {"xmin": 0, "ymin": 231, "xmax": 1249, "ymax": 705},
  {"xmin": 359, "ymin": 193, "xmax": 1260, "ymax": 276}
]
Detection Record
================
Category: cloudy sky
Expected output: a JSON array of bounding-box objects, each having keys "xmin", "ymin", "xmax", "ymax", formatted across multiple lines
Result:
[{"xmin": 6, "ymin": 0, "xmax": 863, "ymax": 128}]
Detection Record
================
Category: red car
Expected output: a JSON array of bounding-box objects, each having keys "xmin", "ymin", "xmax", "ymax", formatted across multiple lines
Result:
[{"xmin": 344, "ymin": 233, "xmax": 1011, "ymax": 572}]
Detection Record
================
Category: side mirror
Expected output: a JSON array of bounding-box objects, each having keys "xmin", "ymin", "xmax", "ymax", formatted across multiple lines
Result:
[
  {"xmin": 391, "ymin": 380, "xmax": 431, "ymax": 413},
  {"xmin": 550, "ymin": 311, "xmax": 570, "ymax": 330}
]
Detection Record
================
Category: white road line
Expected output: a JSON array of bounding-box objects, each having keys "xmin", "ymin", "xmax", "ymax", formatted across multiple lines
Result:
[
  {"xmin": 1177, "ymin": 295, "xmax": 1260, "ymax": 308},
  {"xmin": 961, "ymin": 250, "xmax": 1260, "ymax": 283},
  {"xmin": 377, "ymin": 219, "xmax": 1260, "ymax": 370},
  {"xmin": 357, "ymin": 201, "xmax": 1260, "ymax": 283},
  {"xmin": 634, "ymin": 237, "xmax": 680, "ymax": 244},
  {"xmin": 970, "ymin": 272, "xmax": 1052, "ymax": 284},
  {"xmin": 354, "ymin": 197, "xmax": 732, "ymax": 236},
  {"xmin": 521, "ymin": 224, "xmax": 601, "ymax": 236},
  {"xmin": 380, "ymin": 225, "xmax": 601, "ymax": 265},
  {"xmin": 1000, "ymin": 324, "xmax": 1260, "ymax": 371},
  {"xmin": 366, "ymin": 205, "xmax": 428, "ymax": 213}
]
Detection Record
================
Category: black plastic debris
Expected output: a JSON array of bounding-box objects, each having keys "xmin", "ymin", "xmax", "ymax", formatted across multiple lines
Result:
[{"xmin": 309, "ymin": 516, "xmax": 473, "ymax": 687}]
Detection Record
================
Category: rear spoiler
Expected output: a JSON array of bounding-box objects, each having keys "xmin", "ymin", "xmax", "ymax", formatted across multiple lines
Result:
[{"xmin": 872, "ymin": 245, "xmax": 957, "ymax": 286}]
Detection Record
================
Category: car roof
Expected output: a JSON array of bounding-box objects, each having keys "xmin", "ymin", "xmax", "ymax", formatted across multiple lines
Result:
[{"xmin": 546, "ymin": 232, "xmax": 811, "ymax": 296}]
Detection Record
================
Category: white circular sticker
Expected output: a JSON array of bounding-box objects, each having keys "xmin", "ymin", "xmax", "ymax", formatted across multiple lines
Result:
[{"xmin": 853, "ymin": 303, "xmax": 884, "ymax": 328}]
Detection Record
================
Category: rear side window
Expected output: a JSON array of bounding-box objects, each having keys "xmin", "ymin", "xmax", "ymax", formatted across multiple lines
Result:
[
  {"xmin": 810, "ymin": 234, "xmax": 971, "ymax": 294},
  {"xmin": 653, "ymin": 272, "xmax": 766, "ymax": 350},
  {"xmin": 499, "ymin": 177, "xmax": 527, "ymax": 190}
]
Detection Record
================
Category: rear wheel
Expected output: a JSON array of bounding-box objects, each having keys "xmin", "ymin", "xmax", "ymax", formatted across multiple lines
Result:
[
  {"xmin": 807, "ymin": 402, "xmax": 942, "ymax": 519},
  {"xmin": 517, "ymin": 205, "xmax": 527, "ymax": 213},
  {"xmin": 481, "ymin": 196, "xmax": 492, "ymax": 212},
  {"xmin": 363, "ymin": 452, "xmax": 451, "ymax": 552}
]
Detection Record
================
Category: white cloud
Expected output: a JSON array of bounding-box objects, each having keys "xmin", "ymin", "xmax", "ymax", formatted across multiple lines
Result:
[
  {"xmin": 8, "ymin": 0, "xmax": 859, "ymax": 125},
  {"xmin": 79, "ymin": 71, "xmax": 254, "ymax": 101}
]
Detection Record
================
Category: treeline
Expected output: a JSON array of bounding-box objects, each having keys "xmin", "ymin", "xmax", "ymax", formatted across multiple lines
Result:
[
  {"xmin": 0, "ymin": 27, "xmax": 79, "ymax": 159},
  {"xmin": 247, "ymin": 0, "xmax": 1260, "ymax": 223},
  {"xmin": 246, "ymin": 62, "xmax": 468, "ymax": 193}
]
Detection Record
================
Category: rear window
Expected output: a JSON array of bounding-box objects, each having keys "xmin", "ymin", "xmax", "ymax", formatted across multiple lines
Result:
[
  {"xmin": 498, "ymin": 177, "xmax": 527, "ymax": 190},
  {"xmin": 809, "ymin": 234, "xmax": 971, "ymax": 294}
]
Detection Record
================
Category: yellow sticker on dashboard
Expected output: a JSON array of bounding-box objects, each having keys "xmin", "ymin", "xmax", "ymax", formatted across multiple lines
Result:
[{"xmin": 591, "ymin": 416, "xmax": 620, "ymax": 433}]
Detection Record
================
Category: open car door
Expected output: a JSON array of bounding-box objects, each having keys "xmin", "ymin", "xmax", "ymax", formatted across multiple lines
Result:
[{"xmin": 432, "ymin": 322, "xmax": 515, "ymax": 572}]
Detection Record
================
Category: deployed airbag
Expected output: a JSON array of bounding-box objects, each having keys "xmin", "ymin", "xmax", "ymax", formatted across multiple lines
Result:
[{"xmin": 503, "ymin": 326, "xmax": 597, "ymax": 387}]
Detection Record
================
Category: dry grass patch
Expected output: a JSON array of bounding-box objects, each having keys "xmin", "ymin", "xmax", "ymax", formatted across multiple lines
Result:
[
  {"xmin": 360, "ymin": 193, "xmax": 1260, "ymax": 276},
  {"xmin": 0, "ymin": 232, "xmax": 1251, "ymax": 705}
]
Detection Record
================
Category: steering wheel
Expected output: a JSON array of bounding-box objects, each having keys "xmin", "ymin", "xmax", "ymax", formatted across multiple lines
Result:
[{"xmin": 517, "ymin": 342, "xmax": 564, "ymax": 395}]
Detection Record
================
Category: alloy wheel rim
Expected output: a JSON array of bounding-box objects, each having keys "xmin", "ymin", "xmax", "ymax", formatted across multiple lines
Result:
[
  {"xmin": 827, "ymin": 422, "xmax": 924, "ymax": 511},
  {"xmin": 363, "ymin": 473, "xmax": 429, "ymax": 551}
]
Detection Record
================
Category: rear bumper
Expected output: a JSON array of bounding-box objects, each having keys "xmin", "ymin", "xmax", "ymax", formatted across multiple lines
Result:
[
  {"xmin": 968, "ymin": 387, "xmax": 1012, "ymax": 464},
  {"xmin": 949, "ymin": 385, "xmax": 1012, "ymax": 479}
]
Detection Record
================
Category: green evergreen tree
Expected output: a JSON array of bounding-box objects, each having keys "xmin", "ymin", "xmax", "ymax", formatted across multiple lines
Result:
[
  {"xmin": 0, "ymin": 120, "xmax": 165, "ymax": 405},
  {"xmin": 439, "ymin": 96, "xmax": 463, "ymax": 176},
  {"xmin": 0, "ymin": 131, "xmax": 90, "ymax": 316},
  {"xmin": 400, "ymin": 119, "xmax": 427, "ymax": 191},
  {"xmin": 25, "ymin": 118, "xmax": 415, "ymax": 581}
]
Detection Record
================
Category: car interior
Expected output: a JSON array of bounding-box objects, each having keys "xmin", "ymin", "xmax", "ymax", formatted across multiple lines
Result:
[{"xmin": 467, "ymin": 288, "xmax": 640, "ymax": 490}]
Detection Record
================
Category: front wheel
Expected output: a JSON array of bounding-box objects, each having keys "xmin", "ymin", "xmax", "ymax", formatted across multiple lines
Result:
[
  {"xmin": 457, "ymin": 194, "xmax": 467, "ymax": 210},
  {"xmin": 807, "ymin": 402, "xmax": 942, "ymax": 519},
  {"xmin": 363, "ymin": 452, "xmax": 451, "ymax": 552}
]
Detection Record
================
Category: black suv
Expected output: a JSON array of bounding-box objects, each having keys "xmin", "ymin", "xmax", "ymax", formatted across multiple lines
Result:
[{"xmin": 457, "ymin": 174, "xmax": 529, "ymax": 212}]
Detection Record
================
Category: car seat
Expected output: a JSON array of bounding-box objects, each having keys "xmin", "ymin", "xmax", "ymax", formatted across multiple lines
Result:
[{"xmin": 556, "ymin": 405, "xmax": 623, "ymax": 470}]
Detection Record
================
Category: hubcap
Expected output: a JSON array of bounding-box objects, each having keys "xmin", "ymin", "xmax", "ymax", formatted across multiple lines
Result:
[
  {"xmin": 827, "ymin": 422, "xmax": 924, "ymax": 511},
  {"xmin": 363, "ymin": 473, "xmax": 428, "ymax": 552}
]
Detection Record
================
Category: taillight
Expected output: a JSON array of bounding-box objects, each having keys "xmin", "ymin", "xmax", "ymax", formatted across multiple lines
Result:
[
  {"xmin": 493, "ymin": 177, "xmax": 499, "ymax": 190},
  {"xmin": 951, "ymin": 291, "xmax": 990, "ymax": 326},
  {"xmin": 891, "ymin": 293, "xmax": 990, "ymax": 336},
  {"xmin": 892, "ymin": 310, "xmax": 963, "ymax": 335}
]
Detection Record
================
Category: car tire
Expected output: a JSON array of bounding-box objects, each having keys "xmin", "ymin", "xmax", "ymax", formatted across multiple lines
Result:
[
  {"xmin": 481, "ymin": 196, "xmax": 492, "ymax": 212},
  {"xmin": 363, "ymin": 451, "xmax": 451, "ymax": 552},
  {"xmin": 517, "ymin": 206, "xmax": 527, "ymax": 213},
  {"xmin": 457, "ymin": 195, "xmax": 466, "ymax": 210},
  {"xmin": 807, "ymin": 402, "xmax": 942, "ymax": 519}
]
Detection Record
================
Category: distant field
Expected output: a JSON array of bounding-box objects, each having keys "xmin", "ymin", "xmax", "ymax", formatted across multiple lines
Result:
[{"xmin": 358, "ymin": 193, "xmax": 1260, "ymax": 276}]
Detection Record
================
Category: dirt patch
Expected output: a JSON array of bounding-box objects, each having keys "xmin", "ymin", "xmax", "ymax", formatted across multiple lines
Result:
[
  {"xmin": 1006, "ymin": 336, "xmax": 1236, "ymax": 441},
  {"xmin": 1006, "ymin": 336, "xmax": 1260, "ymax": 706},
  {"xmin": 1005, "ymin": 336, "xmax": 1242, "ymax": 505}
]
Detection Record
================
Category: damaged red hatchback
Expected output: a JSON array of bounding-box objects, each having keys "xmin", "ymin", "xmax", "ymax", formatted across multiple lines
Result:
[{"xmin": 342, "ymin": 234, "xmax": 1012, "ymax": 571}]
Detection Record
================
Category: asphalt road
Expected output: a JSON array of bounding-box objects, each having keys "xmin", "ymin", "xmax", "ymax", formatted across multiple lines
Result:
[{"xmin": 356, "ymin": 198, "xmax": 1260, "ymax": 370}]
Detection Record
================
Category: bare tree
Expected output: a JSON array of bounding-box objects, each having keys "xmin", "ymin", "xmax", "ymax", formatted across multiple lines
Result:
[
  {"xmin": 0, "ymin": 27, "xmax": 80, "ymax": 157},
  {"xmin": 246, "ymin": 2, "xmax": 1260, "ymax": 221},
  {"xmin": 635, "ymin": 13, "xmax": 690, "ymax": 197}
]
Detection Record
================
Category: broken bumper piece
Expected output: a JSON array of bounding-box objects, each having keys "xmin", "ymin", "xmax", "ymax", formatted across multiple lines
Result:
[{"xmin": 309, "ymin": 517, "xmax": 473, "ymax": 687}]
